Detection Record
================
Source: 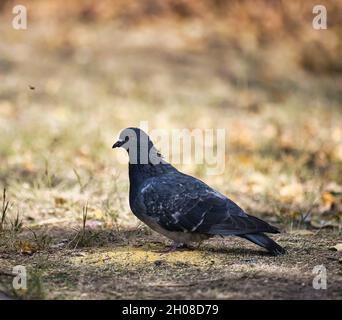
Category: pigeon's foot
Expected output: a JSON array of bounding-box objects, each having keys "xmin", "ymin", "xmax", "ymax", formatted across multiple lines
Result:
[{"xmin": 153, "ymin": 242, "xmax": 188, "ymax": 254}]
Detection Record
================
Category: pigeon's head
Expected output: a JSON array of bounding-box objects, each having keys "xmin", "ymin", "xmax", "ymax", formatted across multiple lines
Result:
[{"xmin": 112, "ymin": 127, "xmax": 162, "ymax": 165}]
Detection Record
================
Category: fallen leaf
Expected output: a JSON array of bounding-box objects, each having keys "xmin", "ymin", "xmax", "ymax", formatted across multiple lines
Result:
[
  {"xmin": 321, "ymin": 192, "xmax": 335, "ymax": 210},
  {"xmin": 330, "ymin": 243, "xmax": 342, "ymax": 251},
  {"xmin": 54, "ymin": 197, "xmax": 67, "ymax": 206},
  {"xmin": 15, "ymin": 241, "xmax": 38, "ymax": 255},
  {"xmin": 71, "ymin": 252, "xmax": 86, "ymax": 257},
  {"xmin": 311, "ymin": 219, "xmax": 341, "ymax": 229},
  {"xmin": 93, "ymin": 208, "xmax": 105, "ymax": 220}
]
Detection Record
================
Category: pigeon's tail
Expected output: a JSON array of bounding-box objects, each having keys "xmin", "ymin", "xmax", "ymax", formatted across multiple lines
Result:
[{"xmin": 239, "ymin": 233, "xmax": 286, "ymax": 256}]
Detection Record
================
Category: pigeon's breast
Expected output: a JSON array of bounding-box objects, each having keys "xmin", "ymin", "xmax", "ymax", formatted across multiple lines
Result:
[
  {"xmin": 129, "ymin": 180, "xmax": 153, "ymax": 215},
  {"xmin": 139, "ymin": 213, "xmax": 211, "ymax": 244}
]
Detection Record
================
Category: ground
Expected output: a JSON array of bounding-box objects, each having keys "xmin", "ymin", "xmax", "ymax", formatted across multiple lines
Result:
[
  {"xmin": 0, "ymin": 226, "xmax": 341, "ymax": 299},
  {"xmin": 0, "ymin": 0, "xmax": 341, "ymax": 300}
]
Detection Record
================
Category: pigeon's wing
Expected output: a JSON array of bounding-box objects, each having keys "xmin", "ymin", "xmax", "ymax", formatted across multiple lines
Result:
[{"xmin": 136, "ymin": 173, "xmax": 278, "ymax": 235}]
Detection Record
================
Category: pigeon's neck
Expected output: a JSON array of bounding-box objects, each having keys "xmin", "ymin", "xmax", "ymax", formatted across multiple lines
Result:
[
  {"xmin": 129, "ymin": 162, "xmax": 175, "ymax": 181},
  {"xmin": 127, "ymin": 144, "xmax": 176, "ymax": 195},
  {"xmin": 126, "ymin": 145, "xmax": 162, "ymax": 165}
]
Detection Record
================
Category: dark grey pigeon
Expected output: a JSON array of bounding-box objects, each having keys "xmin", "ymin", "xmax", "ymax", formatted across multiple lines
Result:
[{"xmin": 112, "ymin": 127, "xmax": 285, "ymax": 255}]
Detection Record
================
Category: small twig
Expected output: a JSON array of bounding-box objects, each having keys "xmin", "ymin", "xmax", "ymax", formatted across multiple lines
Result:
[
  {"xmin": 73, "ymin": 168, "xmax": 85, "ymax": 193},
  {"xmin": 1, "ymin": 188, "xmax": 10, "ymax": 231},
  {"xmin": 82, "ymin": 202, "xmax": 88, "ymax": 234},
  {"xmin": 300, "ymin": 197, "xmax": 319, "ymax": 227},
  {"xmin": 67, "ymin": 202, "xmax": 89, "ymax": 249}
]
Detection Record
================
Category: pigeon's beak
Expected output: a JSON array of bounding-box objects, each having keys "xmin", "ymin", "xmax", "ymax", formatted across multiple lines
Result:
[{"xmin": 112, "ymin": 139, "xmax": 125, "ymax": 148}]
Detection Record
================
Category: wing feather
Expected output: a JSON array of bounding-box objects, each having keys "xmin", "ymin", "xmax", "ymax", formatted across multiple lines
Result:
[{"xmin": 134, "ymin": 172, "xmax": 278, "ymax": 235}]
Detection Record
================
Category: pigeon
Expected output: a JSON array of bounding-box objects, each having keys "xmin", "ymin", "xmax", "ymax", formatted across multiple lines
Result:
[{"xmin": 112, "ymin": 127, "xmax": 286, "ymax": 255}]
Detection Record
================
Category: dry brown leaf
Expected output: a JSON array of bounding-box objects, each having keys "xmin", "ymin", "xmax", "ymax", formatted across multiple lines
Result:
[
  {"xmin": 54, "ymin": 197, "xmax": 67, "ymax": 206},
  {"xmin": 321, "ymin": 192, "xmax": 335, "ymax": 210},
  {"xmin": 15, "ymin": 241, "xmax": 38, "ymax": 255}
]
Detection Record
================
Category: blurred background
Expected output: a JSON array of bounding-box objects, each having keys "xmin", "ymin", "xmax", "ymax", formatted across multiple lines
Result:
[{"xmin": 0, "ymin": 0, "xmax": 341, "ymax": 230}]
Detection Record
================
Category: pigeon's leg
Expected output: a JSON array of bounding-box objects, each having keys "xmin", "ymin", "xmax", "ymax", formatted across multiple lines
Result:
[{"xmin": 153, "ymin": 242, "xmax": 188, "ymax": 254}]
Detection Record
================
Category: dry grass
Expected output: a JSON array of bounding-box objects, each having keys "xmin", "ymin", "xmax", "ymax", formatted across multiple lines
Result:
[{"xmin": 0, "ymin": 0, "xmax": 341, "ymax": 299}]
